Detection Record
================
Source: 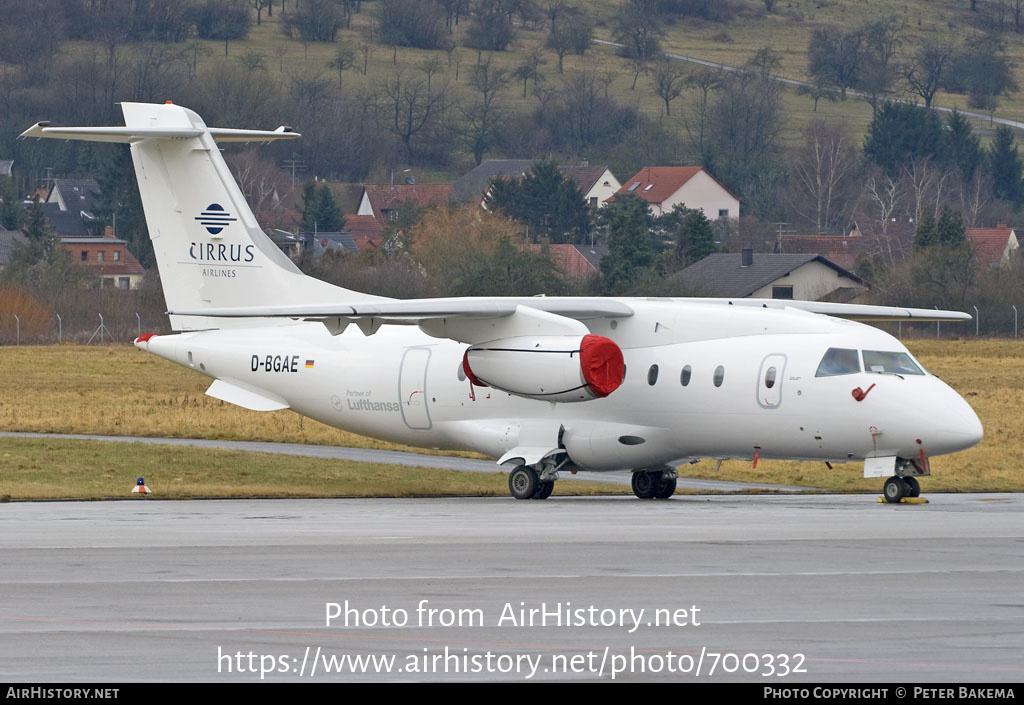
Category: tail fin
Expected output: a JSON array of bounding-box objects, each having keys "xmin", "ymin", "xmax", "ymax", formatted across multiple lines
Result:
[{"xmin": 22, "ymin": 101, "xmax": 382, "ymax": 331}]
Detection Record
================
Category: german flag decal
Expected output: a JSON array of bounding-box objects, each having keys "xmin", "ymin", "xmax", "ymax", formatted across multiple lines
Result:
[{"xmin": 305, "ymin": 360, "xmax": 315, "ymax": 369}]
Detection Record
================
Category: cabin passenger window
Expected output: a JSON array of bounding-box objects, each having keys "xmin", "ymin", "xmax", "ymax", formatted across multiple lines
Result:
[
  {"xmin": 713, "ymin": 365, "xmax": 725, "ymax": 387},
  {"xmin": 862, "ymin": 351, "xmax": 924, "ymax": 375},
  {"xmin": 680, "ymin": 365, "xmax": 691, "ymax": 386},
  {"xmin": 815, "ymin": 348, "xmax": 861, "ymax": 377},
  {"xmin": 647, "ymin": 364, "xmax": 659, "ymax": 385}
]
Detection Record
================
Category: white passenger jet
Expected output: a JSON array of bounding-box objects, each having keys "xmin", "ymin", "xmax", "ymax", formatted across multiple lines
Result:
[{"xmin": 22, "ymin": 102, "xmax": 983, "ymax": 502}]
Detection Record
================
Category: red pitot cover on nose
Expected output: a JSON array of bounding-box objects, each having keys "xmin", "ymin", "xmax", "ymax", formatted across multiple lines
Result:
[{"xmin": 579, "ymin": 334, "xmax": 625, "ymax": 398}]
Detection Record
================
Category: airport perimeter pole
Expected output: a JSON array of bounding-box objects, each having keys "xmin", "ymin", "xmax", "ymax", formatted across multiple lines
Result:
[
  {"xmin": 56, "ymin": 314, "xmax": 61, "ymax": 344},
  {"xmin": 14, "ymin": 315, "xmax": 18, "ymax": 346},
  {"xmin": 136, "ymin": 312, "xmax": 141, "ymax": 339},
  {"xmin": 974, "ymin": 306, "xmax": 979, "ymax": 336},
  {"xmin": 1014, "ymin": 305, "xmax": 1018, "ymax": 339}
]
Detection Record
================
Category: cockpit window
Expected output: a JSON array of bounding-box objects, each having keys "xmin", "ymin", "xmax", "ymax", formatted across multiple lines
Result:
[
  {"xmin": 862, "ymin": 351, "xmax": 924, "ymax": 375},
  {"xmin": 815, "ymin": 348, "xmax": 861, "ymax": 377}
]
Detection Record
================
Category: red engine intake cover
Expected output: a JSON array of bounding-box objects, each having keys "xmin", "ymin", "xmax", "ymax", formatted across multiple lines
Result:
[{"xmin": 579, "ymin": 334, "xmax": 625, "ymax": 398}]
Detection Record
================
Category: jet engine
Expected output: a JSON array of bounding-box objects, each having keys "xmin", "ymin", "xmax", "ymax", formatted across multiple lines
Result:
[{"xmin": 462, "ymin": 334, "xmax": 624, "ymax": 403}]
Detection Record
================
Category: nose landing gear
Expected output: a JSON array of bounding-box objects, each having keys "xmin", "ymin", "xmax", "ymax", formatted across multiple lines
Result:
[{"xmin": 882, "ymin": 470, "xmax": 923, "ymax": 503}]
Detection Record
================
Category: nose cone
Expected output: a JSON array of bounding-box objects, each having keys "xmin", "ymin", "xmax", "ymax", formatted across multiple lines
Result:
[{"xmin": 930, "ymin": 385, "xmax": 984, "ymax": 455}]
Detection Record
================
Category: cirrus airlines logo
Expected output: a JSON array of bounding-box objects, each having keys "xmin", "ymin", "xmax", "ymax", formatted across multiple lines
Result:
[{"xmin": 195, "ymin": 203, "xmax": 237, "ymax": 235}]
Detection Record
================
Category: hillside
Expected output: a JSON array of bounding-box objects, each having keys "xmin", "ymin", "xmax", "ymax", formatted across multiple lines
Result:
[{"xmin": 165, "ymin": 1, "xmax": 1024, "ymax": 156}]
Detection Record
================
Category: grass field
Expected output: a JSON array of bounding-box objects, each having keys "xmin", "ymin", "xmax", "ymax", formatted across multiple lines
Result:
[
  {"xmin": 0, "ymin": 339, "xmax": 1021, "ymax": 497},
  {"xmin": 0, "ymin": 436, "xmax": 624, "ymax": 500}
]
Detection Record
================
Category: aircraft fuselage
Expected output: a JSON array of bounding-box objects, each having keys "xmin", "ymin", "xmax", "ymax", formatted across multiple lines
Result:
[{"xmin": 140, "ymin": 300, "xmax": 982, "ymax": 473}]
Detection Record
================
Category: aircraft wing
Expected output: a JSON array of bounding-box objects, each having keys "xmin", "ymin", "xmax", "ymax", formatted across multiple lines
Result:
[
  {"xmin": 169, "ymin": 298, "xmax": 635, "ymax": 343},
  {"xmin": 170, "ymin": 297, "xmax": 634, "ymax": 321},
  {"xmin": 680, "ymin": 298, "xmax": 973, "ymax": 322},
  {"xmin": 169, "ymin": 296, "xmax": 968, "ymax": 343},
  {"xmin": 172, "ymin": 296, "xmax": 969, "ymax": 324}
]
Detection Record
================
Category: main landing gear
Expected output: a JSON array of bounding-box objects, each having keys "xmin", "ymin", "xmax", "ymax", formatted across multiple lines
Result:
[
  {"xmin": 631, "ymin": 468, "xmax": 678, "ymax": 499},
  {"xmin": 508, "ymin": 464, "xmax": 557, "ymax": 500},
  {"xmin": 882, "ymin": 474, "xmax": 921, "ymax": 503}
]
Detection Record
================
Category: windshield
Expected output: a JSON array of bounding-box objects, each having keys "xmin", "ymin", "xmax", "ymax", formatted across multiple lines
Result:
[
  {"xmin": 862, "ymin": 351, "xmax": 924, "ymax": 375},
  {"xmin": 815, "ymin": 348, "xmax": 861, "ymax": 377}
]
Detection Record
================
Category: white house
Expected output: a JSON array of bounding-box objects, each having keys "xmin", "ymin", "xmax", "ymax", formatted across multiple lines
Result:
[{"xmin": 612, "ymin": 166, "xmax": 739, "ymax": 220}]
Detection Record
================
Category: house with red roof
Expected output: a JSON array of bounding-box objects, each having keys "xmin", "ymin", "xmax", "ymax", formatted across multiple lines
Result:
[
  {"xmin": 966, "ymin": 223, "xmax": 1019, "ymax": 270},
  {"xmin": 343, "ymin": 214, "xmax": 386, "ymax": 251},
  {"xmin": 357, "ymin": 184, "xmax": 453, "ymax": 224},
  {"xmin": 59, "ymin": 226, "xmax": 146, "ymax": 289},
  {"xmin": 612, "ymin": 166, "xmax": 739, "ymax": 219},
  {"xmin": 522, "ymin": 243, "xmax": 607, "ymax": 281}
]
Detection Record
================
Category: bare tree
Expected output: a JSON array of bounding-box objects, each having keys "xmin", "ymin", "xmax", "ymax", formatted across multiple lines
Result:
[
  {"xmin": 541, "ymin": 0, "xmax": 566, "ymax": 31},
  {"xmin": 418, "ymin": 56, "xmax": 444, "ymax": 91},
  {"xmin": 459, "ymin": 58, "xmax": 509, "ymax": 164},
  {"xmin": 787, "ymin": 121, "xmax": 860, "ymax": 233},
  {"xmin": 327, "ymin": 48, "xmax": 357, "ymax": 89},
  {"xmin": 796, "ymin": 75, "xmax": 839, "ymax": 112},
  {"xmin": 377, "ymin": 70, "xmax": 451, "ymax": 162},
  {"xmin": 238, "ymin": 51, "xmax": 267, "ymax": 74},
  {"xmin": 613, "ymin": 0, "xmax": 664, "ymax": 62},
  {"xmin": 248, "ymin": 0, "xmax": 271, "ymax": 24},
  {"xmin": 126, "ymin": 44, "xmax": 189, "ymax": 103},
  {"xmin": 358, "ymin": 42, "xmax": 372, "ymax": 74},
  {"xmin": 956, "ymin": 172, "xmax": 991, "ymax": 228},
  {"xmin": 546, "ymin": 17, "xmax": 573, "ymax": 73},
  {"xmin": 226, "ymin": 149, "xmax": 289, "ymax": 225},
  {"xmin": 650, "ymin": 59, "xmax": 686, "ymax": 116},
  {"xmin": 807, "ymin": 27, "xmax": 863, "ymax": 100},
  {"xmin": 862, "ymin": 169, "xmax": 906, "ymax": 266},
  {"xmin": 682, "ymin": 66, "xmax": 721, "ymax": 161},
  {"xmin": 513, "ymin": 50, "xmax": 545, "ymax": 98},
  {"xmin": 901, "ymin": 158, "xmax": 950, "ymax": 228},
  {"xmin": 902, "ymin": 44, "xmax": 953, "ymax": 108}
]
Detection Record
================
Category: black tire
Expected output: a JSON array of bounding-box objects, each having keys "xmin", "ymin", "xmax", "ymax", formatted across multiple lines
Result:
[
  {"xmin": 509, "ymin": 466, "xmax": 539, "ymax": 500},
  {"xmin": 631, "ymin": 471, "xmax": 657, "ymax": 499},
  {"xmin": 883, "ymin": 476, "xmax": 907, "ymax": 504},
  {"xmin": 904, "ymin": 476, "xmax": 921, "ymax": 498},
  {"xmin": 532, "ymin": 481, "xmax": 554, "ymax": 500},
  {"xmin": 655, "ymin": 477, "xmax": 677, "ymax": 499}
]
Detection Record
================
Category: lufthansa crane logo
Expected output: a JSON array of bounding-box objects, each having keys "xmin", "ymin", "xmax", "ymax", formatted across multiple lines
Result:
[{"xmin": 195, "ymin": 203, "xmax": 237, "ymax": 235}]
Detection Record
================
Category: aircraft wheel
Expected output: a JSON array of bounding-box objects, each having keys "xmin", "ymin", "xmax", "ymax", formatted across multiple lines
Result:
[
  {"xmin": 532, "ymin": 481, "xmax": 555, "ymax": 500},
  {"xmin": 904, "ymin": 476, "xmax": 921, "ymax": 498},
  {"xmin": 509, "ymin": 466, "xmax": 539, "ymax": 500},
  {"xmin": 883, "ymin": 476, "xmax": 907, "ymax": 504},
  {"xmin": 631, "ymin": 471, "xmax": 657, "ymax": 499},
  {"xmin": 655, "ymin": 477, "xmax": 677, "ymax": 499}
]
